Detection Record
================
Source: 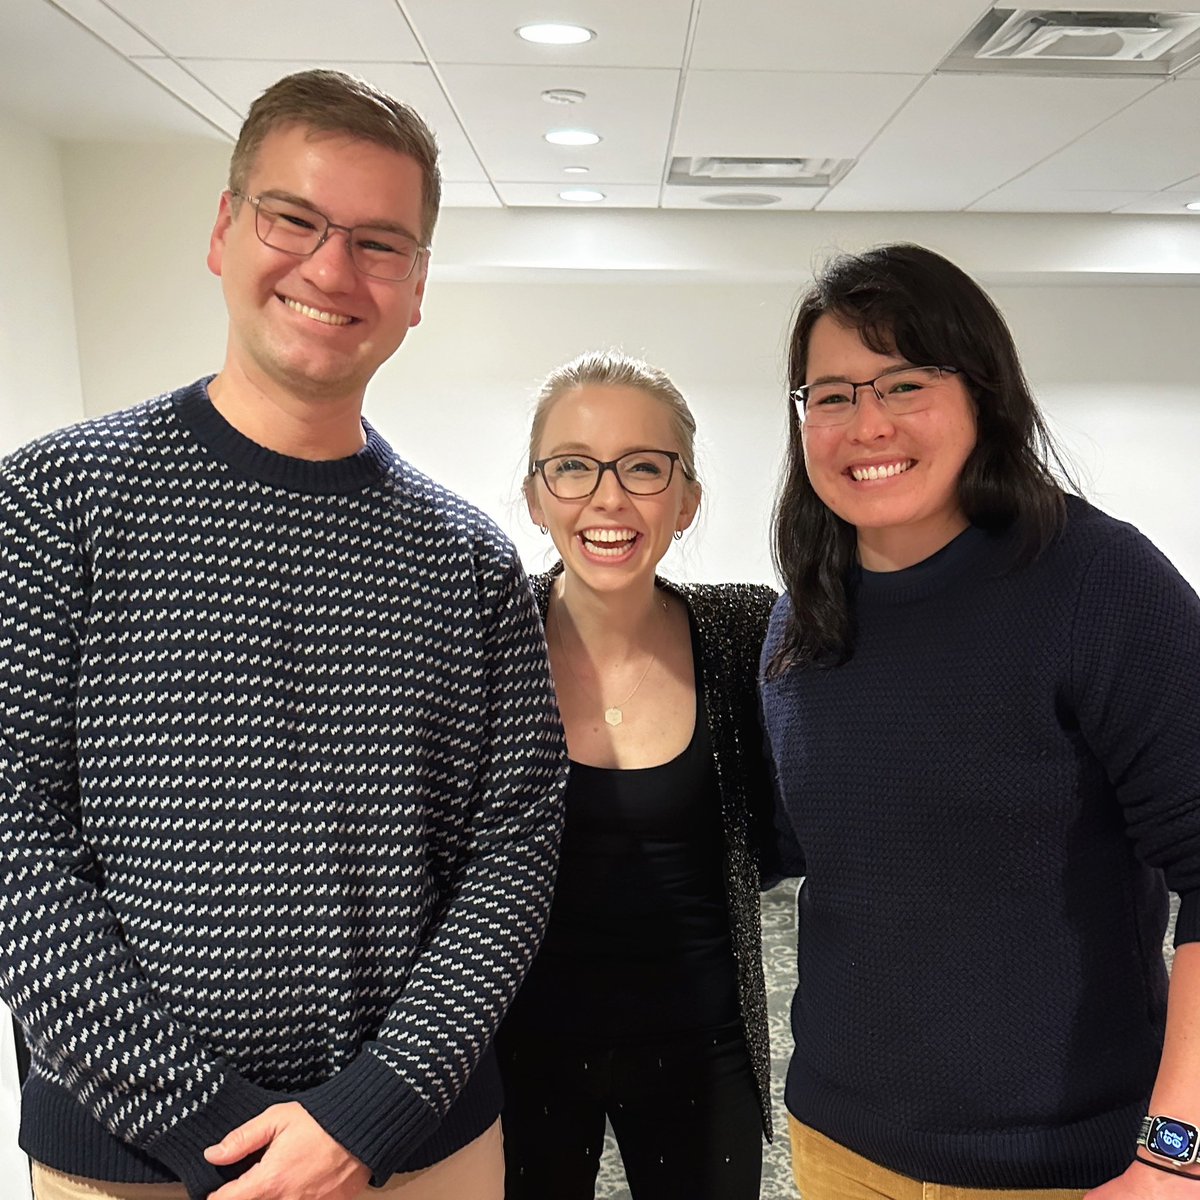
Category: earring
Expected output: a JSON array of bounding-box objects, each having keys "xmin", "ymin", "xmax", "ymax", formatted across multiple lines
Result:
[
  {"xmin": 673, "ymin": 530, "xmax": 683, "ymax": 541},
  {"xmin": 539, "ymin": 525, "xmax": 549, "ymax": 535}
]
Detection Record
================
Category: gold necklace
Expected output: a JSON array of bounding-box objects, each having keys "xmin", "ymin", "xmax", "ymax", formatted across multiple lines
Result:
[{"xmin": 550, "ymin": 597, "xmax": 666, "ymax": 727}]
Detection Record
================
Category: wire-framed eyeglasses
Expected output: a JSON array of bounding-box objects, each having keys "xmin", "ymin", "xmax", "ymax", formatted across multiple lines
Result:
[
  {"xmin": 791, "ymin": 365, "xmax": 961, "ymax": 428},
  {"xmin": 231, "ymin": 190, "xmax": 428, "ymax": 281},
  {"xmin": 532, "ymin": 450, "xmax": 683, "ymax": 500}
]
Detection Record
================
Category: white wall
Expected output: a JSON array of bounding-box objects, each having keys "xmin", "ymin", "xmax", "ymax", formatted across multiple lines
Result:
[
  {"xmin": 0, "ymin": 106, "xmax": 78, "ymax": 1200},
  {"xmin": 58, "ymin": 138, "xmax": 1200, "ymax": 591},
  {"xmin": 0, "ymin": 112, "xmax": 83, "ymax": 451}
]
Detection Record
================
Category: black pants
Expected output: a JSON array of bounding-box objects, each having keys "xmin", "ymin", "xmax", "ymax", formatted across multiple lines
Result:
[{"xmin": 497, "ymin": 1023, "xmax": 763, "ymax": 1200}]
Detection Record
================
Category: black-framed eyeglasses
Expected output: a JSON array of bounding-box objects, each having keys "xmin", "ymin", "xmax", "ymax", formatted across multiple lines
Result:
[
  {"xmin": 230, "ymin": 190, "xmax": 428, "ymax": 282},
  {"xmin": 531, "ymin": 450, "xmax": 683, "ymax": 500},
  {"xmin": 791, "ymin": 365, "xmax": 961, "ymax": 428}
]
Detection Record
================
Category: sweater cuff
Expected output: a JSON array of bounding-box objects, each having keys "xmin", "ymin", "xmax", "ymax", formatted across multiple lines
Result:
[
  {"xmin": 1174, "ymin": 891, "xmax": 1200, "ymax": 946},
  {"xmin": 142, "ymin": 1071, "xmax": 285, "ymax": 1199},
  {"xmin": 301, "ymin": 1050, "xmax": 439, "ymax": 1183}
]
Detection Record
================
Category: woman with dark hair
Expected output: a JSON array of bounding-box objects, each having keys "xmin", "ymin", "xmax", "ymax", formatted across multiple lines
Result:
[
  {"xmin": 497, "ymin": 351, "xmax": 778, "ymax": 1199},
  {"xmin": 761, "ymin": 243, "xmax": 1200, "ymax": 1199}
]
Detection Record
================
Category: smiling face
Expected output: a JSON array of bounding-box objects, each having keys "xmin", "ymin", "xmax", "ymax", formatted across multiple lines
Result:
[
  {"xmin": 207, "ymin": 123, "xmax": 427, "ymax": 406},
  {"xmin": 801, "ymin": 313, "xmax": 977, "ymax": 571},
  {"xmin": 526, "ymin": 384, "xmax": 701, "ymax": 595}
]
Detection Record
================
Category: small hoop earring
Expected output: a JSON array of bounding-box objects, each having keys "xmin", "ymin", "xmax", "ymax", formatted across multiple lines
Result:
[
  {"xmin": 673, "ymin": 530, "xmax": 683, "ymax": 541},
  {"xmin": 539, "ymin": 525, "xmax": 549, "ymax": 535}
]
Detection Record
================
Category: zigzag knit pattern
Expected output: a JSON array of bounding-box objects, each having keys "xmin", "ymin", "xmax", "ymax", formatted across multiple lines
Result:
[{"xmin": 0, "ymin": 378, "xmax": 566, "ymax": 1195}]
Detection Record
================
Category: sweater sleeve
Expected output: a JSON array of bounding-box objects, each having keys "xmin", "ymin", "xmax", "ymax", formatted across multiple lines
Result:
[
  {"xmin": 758, "ymin": 594, "xmax": 808, "ymax": 886},
  {"xmin": 299, "ymin": 547, "xmax": 567, "ymax": 1182},
  {"xmin": 0, "ymin": 464, "xmax": 283, "ymax": 1198},
  {"xmin": 734, "ymin": 585, "xmax": 801, "ymax": 890},
  {"xmin": 1068, "ymin": 526, "xmax": 1200, "ymax": 943}
]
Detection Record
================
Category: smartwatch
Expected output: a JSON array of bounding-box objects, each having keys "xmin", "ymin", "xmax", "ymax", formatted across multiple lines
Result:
[{"xmin": 1140, "ymin": 1115, "xmax": 1200, "ymax": 1166}]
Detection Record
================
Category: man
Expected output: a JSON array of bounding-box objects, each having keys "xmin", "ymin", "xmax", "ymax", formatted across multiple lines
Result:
[{"xmin": 0, "ymin": 70, "xmax": 566, "ymax": 1200}]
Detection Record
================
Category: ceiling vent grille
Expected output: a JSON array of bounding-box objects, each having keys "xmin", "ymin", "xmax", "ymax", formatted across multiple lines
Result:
[
  {"xmin": 668, "ymin": 156, "xmax": 854, "ymax": 189},
  {"xmin": 942, "ymin": 8, "xmax": 1200, "ymax": 76}
]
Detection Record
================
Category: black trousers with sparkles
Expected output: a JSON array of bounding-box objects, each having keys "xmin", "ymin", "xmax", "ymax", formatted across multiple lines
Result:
[{"xmin": 497, "ymin": 1023, "xmax": 763, "ymax": 1200}]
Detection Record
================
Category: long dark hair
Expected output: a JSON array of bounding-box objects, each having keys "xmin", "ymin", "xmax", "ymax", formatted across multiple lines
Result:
[{"xmin": 768, "ymin": 243, "xmax": 1074, "ymax": 677}]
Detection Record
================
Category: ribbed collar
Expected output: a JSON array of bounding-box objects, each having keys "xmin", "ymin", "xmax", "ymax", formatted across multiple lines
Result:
[
  {"xmin": 854, "ymin": 523, "xmax": 1001, "ymax": 606},
  {"xmin": 172, "ymin": 376, "xmax": 394, "ymax": 496}
]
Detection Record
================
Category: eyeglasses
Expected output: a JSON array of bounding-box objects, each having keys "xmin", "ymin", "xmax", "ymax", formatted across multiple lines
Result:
[
  {"xmin": 532, "ymin": 450, "xmax": 682, "ymax": 500},
  {"xmin": 791, "ymin": 365, "xmax": 961, "ymax": 428},
  {"xmin": 230, "ymin": 191, "xmax": 428, "ymax": 281}
]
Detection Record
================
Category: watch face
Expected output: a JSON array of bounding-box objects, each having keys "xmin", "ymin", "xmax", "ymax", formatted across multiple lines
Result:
[{"xmin": 1149, "ymin": 1117, "xmax": 1199, "ymax": 1163}]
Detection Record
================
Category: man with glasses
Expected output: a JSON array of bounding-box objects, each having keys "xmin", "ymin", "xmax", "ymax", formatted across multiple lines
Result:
[{"xmin": 0, "ymin": 70, "xmax": 565, "ymax": 1200}]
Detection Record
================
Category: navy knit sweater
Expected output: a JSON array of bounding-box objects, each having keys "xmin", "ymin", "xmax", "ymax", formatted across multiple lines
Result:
[
  {"xmin": 0, "ymin": 379, "xmax": 566, "ymax": 1197},
  {"xmin": 761, "ymin": 498, "xmax": 1200, "ymax": 1189}
]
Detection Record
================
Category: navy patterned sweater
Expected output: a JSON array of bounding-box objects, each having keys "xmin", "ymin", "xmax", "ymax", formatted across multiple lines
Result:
[
  {"xmin": 0, "ymin": 379, "xmax": 566, "ymax": 1196},
  {"xmin": 761, "ymin": 498, "xmax": 1200, "ymax": 1189}
]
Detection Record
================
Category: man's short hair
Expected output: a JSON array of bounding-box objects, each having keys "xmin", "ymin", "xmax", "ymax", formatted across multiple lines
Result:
[{"xmin": 229, "ymin": 68, "xmax": 442, "ymax": 243}]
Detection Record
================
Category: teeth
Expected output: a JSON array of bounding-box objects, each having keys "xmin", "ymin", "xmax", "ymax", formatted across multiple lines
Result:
[
  {"xmin": 850, "ymin": 460, "xmax": 913, "ymax": 482},
  {"xmin": 583, "ymin": 528, "xmax": 637, "ymax": 544},
  {"xmin": 283, "ymin": 298, "xmax": 352, "ymax": 326},
  {"xmin": 580, "ymin": 528, "xmax": 637, "ymax": 557}
]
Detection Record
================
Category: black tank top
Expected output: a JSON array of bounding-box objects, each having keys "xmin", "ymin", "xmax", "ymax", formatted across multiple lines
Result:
[{"xmin": 505, "ymin": 624, "xmax": 740, "ymax": 1041}]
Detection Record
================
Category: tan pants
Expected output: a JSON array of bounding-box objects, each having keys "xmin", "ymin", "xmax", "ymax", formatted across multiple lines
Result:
[
  {"xmin": 789, "ymin": 1117, "xmax": 1088, "ymax": 1200},
  {"xmin": 32, "ymin": 1119, "xmax": 504, "ymax": 1200}
]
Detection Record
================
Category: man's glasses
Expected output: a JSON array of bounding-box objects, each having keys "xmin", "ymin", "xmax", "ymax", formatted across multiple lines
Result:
[
  {"xmin": 231, "ymin": 191, "xmax": 428, "ymax": 282},
  {"xmin": 791, "ymin": 365, "xmax": 961, "ymax": 428},
  {"xmin": 532, "ymin": 450, "xmax": 683, "ymax": 500}
]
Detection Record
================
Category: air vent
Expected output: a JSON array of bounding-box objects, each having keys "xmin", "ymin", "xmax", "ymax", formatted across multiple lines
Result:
[
  {"xmin": 942, "ymin": 8, "xmax": 1200, "ymax": 76},
  {"xmin": 700, "ymin": 192, "xmax": 783, "ymax": 207},
  {"xmin": 668, "ymin": 156, "xmax": 854, "ymax": 189}
]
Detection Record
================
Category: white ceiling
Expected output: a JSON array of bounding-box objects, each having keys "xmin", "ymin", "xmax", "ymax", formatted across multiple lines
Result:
[{"xmin": 2, "ymin": 0, "xmax": 1200, "ymax": 219}]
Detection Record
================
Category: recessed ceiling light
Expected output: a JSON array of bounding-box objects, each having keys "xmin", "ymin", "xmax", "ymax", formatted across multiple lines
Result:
[
  {"xmin": 562, "ymin": 166, "xmax": 590, "ymax": 174},
  {"xmin": 560, "ymin": 188, "xmax": 605, "ymax": 203},
  {"xmin": 545, "ymin": 129, "xmax": 601, "ymax": 147},
  {"xmin": 542, "ymin": 88, "xmax": 587, "ymax": 105},
  {"xmin": 517, "ymin": 23, "xmax": 595, "ymax": 45},
  {"xmin": 1186, "ymin": 200, "xmax": 1200, "ymax": 212}
]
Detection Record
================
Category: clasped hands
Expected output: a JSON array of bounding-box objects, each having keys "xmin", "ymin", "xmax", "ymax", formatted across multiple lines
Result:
[{"xmin": 204, "ymin": 1101, "xmax": 371, "ymax": 1200}]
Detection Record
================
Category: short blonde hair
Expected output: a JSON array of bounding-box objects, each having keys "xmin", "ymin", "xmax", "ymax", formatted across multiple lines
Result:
[{"xmin": 526, "ymin": 350, "xmax": 700, "ymax": 481}]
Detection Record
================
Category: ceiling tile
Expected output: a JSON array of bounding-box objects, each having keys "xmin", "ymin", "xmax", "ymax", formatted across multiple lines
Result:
[
  {"xmin": 405, "ymin": 0, "xmax": 693, "ymax": 68},
  {"xmin": 440, "ymin": 64, "xmax": 678, "ymax": 184},
  {"xmin": 0, "ymin": 1, "xmax": 222, "ymax": 139},
  {"xmin": 182, "ymin": 60, "xmax": 487, "ymax": 182},
  {"xmin": 690, "ymin": 0, "xmax": 988, "ymax": 72},
  {"xmin": 132, "ymin": 59, "xmax": 243, "ymax": 138},
  {"xmin": 106, "ymin": 0, "xmax": 422, "ymax": 61},
  {"xmin": 674, "ymin": 69, "xmax": 921, "ymax": 159},
  {"xmin": 1013, "ymin": 79, "xmax": 1200, "ymax": 193},
  {"xmin": 821, "ymin": 74, "xmax": 1153, "ymax": 211},
  {"xmin": 971, "ymin": 188, "xmax": 1153, "ymax": 214},
  {"xmin": 440, "ymin": 181, "xmax": 502, "ymax": 208},
  {"xmin": 50, "ymin": 0, "xmax": 160, "ymax": 55}
]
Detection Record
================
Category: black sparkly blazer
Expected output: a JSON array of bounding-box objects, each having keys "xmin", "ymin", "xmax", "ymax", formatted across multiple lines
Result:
[{"xmin": 531, "ymin": 567, "xmax": 780, "ymax": 1139}]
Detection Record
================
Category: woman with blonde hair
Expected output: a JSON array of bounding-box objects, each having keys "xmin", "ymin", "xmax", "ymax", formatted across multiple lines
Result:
[{"xmin": 497, "ymin": 351, "xmax": 778, "ymax": 1200}]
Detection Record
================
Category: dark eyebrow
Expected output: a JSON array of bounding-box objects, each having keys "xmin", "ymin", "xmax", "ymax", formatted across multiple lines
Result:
[
  {"xmin": 255, "ymin": 189, "xmax": 422, "ymax": 243},
  {"xmin": 807, "ymin": 361, "xmax": 913, "ymax": 386}
]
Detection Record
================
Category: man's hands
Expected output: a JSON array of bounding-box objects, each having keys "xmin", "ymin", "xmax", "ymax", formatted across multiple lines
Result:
[{"xmin": 205, "ymin": 1101, "xmax": 372, "ymax": 1200}]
